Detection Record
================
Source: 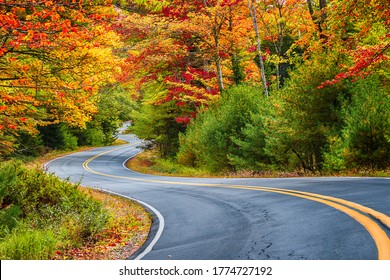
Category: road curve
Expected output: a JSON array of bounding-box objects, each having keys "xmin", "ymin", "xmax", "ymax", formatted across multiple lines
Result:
[{"xmin": 46, "ymin": 133, "xmax": 390, "ymax": 260}]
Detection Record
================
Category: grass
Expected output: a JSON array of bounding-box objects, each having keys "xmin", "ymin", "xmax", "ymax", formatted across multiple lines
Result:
[
  {"xmin": 127, "ymin": 149, "xmax": 390, "ymax": 178},
  {"xmin": 127, "ymin": 149, "xmax": 212, "ymax": 177},
  {"xmin": 0, "ymin": 228, "xmax": 58, "ymax": 260},
  {"xmin": 111, "ymin": 139, "xmax": 128, "ymax": 146}
]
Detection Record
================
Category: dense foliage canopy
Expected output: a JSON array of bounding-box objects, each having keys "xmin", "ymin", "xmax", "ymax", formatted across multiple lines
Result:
[{"xmin": 1, "ymin": 0, "xmax": 389, "ymax": 171}]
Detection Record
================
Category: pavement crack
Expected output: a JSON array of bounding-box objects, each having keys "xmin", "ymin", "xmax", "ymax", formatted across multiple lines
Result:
[
  {"xmin": 246, "ymin": 241, "xmax": 273, "ymax": 260},
  {"xmin": 288, "ymin": 250, "xmax": 309, "ymax": 260},
  {"xmin": 257, "ymin": 241, "xmax": 272, "ymax": 259}
]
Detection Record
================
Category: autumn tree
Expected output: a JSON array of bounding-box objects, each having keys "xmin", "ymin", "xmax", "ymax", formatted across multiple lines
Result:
[
  {"xmin": 318, "ymin": 0, "xmax": 390, "ymax": 170},
  {"xmin": 0, "ymin": 0, "xmax": 122, "ymax": 155},
  {"xmin": 250, "ymin": 0, "xmax": 313, "ymax": 88},
  {"xmin": 320, "ymin": 0, "xmax": 389, "ymax": 86},
  {"xmin": 161, "ymin": 0, "xmax": 253, "ymax": 92},
  {"xmin": 114, "ymin": 6, "xmax": 193, "ymax": 154},
  {"xmin": 306, "ymin": 0, "xmax": 327, "ymax": 40},
  {"xmin": 263, "ymin": 0, "xmax": 389, "ymax": 171}
]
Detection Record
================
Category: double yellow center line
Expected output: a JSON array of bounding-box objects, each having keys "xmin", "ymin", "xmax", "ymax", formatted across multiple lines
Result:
[{"xmin": 82, "ymin": 143, "xmax": 390, "ymax": 260}]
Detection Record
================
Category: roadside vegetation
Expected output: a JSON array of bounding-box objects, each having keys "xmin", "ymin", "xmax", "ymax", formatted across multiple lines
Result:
[
  {"xmin": 129, "ymin": 79, "xmax": 389, "ymax": 178},
  {"xmin": 128, "ymin": 149, "xmax": 390, "ymax": 179},
  {"xmin": 2, "ymin": 87, "xmax": 134, "ymax": 162},
  {"xmin": 125, "ymin": 1, "xmax": 389, "ymax": 176},
  {"xmin": 0, "ymin": 160, "xmax": 151, "ymax": 260}
]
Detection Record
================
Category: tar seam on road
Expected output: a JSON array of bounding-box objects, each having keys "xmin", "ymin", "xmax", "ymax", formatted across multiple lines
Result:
[{"xmin": 81, "ymin": 143, "xmax": 390, "ymax": 260}]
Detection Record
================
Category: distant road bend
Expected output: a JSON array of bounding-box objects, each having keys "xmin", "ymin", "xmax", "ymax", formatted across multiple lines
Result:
[{"xmin": 46, "ymin": 133, "xmax": 390, "ymax": 260}]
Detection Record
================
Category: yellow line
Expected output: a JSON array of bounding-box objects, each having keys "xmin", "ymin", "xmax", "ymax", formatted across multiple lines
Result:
[
  {"xmin": 254, "ymin": 187, "xmax": 390, "ymax": 229},
  {"xmin": 220, "ymin": 185, "xmax": 390, "ymax": 260},
  {"xmin": 82, "ymin": 144, "xmax": 390, "ymax": 260}
]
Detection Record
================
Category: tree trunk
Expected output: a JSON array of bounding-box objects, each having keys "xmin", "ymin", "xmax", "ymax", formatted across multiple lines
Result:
[
  {"xmin": 307, "ymin": 0, "xmax": 328, "ymax": 40},
  {"xmin": 292, "ymin": 148, "xmax": 308, "ymax": 171},
  {"xmin": 247, "ymin": 0, "xmax": 269, "ymax": 96},
  {"xmin": 228, "ymin": 7, "xmax": 244, "ymax": 84},
  {"xmin": 216, "ymin": 56, "xmax": 224, "ymax": 91},
  {"xmin": 212, "ymin": 10, "xmax": 224, "ymax": 92},
  {"xmin": 247, "ymin": 0, "xmax": 269, "ymax": 97}
]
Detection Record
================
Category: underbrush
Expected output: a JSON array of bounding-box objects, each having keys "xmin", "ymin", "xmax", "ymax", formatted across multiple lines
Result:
[
  {"xmin": 127, "ymin": 152, "xmax": 304, "ymax": 178},
  {"xmin": 127, "ymin": 149, "xmax": 390, "ymax": 178},
  {"xmin": 127, "ymin": 149, "xmax": 212, "ymax": 177},
  {"xmin": 0, "ymin": 160, "xmax": 109, "ymax": 259},
  {"xmin": 54, "ymin": 189, "xmax": 152, "ymax": 260}
]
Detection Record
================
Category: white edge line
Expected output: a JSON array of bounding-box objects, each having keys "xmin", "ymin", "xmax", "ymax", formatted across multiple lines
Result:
[
  {"xmin": 119, "ymin": 149, "xmax": 166, "ymax": 259},
  {"xmin": 122, "ymin": 151, "xmax": 146, "ymax": 176},
  {"xmin": 44, "ymin": 143, "xmax": 164, "ymax": 260},
  {"xmin": 84, "ymin": 144, "xmax": 165, "ymax": 260},
  {"xmin": 98, "ymin": 188, "xmax": 165, "ymax": 260}
]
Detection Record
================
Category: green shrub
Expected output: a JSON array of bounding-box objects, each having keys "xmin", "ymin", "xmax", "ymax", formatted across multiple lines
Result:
[
  {"xmin": 324, "ymin": 75, "xmax": 390, "ymax": 170},
  {"xmin": 150, "ymin": 157, "xmax": 210, "ymax": 177},
  {"xmin": 75, "ymin": 201, "xmax": 109, "ymax": 239},
  {"xmin": 39, "ymin": 123, "xmax": 78, "ymax": 150},
  {"xmin": 178, "ymin": 85, "xmax": 269, "ymax": 172},
  {"xmin": 72, "ymin": 126, "xmax": 104, "ymax": 147},
  {"xmin": 132, "ymin": 100, "xmax": 186, "ymax": 157},
  {"xmin": 4, "ymin": 163, "xmax": 80, "ymax": 213},
  {"xmin": 264, "ymin": 52, "xmax": 348, "ymax": 171},
  {"xmin": 0, "ymin": 205, "xmax": 21, "ymax": 238},
  {"xmin": 11, "ymin": 132, "xmax": 44, "ymax": 158},
  {"xmin": 0, "ymin": 160, "xmax": 109, "ymax": 259},
  {"xmin": 0, "ymin": 160, "xmax": 17, "ymax": 202}
]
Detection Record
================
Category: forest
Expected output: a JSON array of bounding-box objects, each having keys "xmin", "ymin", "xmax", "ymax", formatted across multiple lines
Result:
[{"xmin": 1, "ymin": 0, "xmax": 389, "ymax": 174}]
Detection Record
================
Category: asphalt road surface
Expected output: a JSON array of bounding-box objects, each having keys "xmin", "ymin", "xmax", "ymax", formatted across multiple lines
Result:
[{"xmin": 45, "ymin": 133, "xmax": 390, "ymax": 260}]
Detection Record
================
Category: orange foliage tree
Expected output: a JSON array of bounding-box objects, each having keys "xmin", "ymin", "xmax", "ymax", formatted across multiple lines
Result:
[
  {"xmin": 319, "ymin": 0, "xmax": 389, "ymax": 86},
  {"xmin": 0, "ymin": 0, "xmax": 122, "ymax": 154}
]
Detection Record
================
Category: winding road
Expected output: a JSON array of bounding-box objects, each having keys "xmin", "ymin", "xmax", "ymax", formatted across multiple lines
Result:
[{"xmin": 45, "ymin": 133, "xmax": 390, "ymax": 260}]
